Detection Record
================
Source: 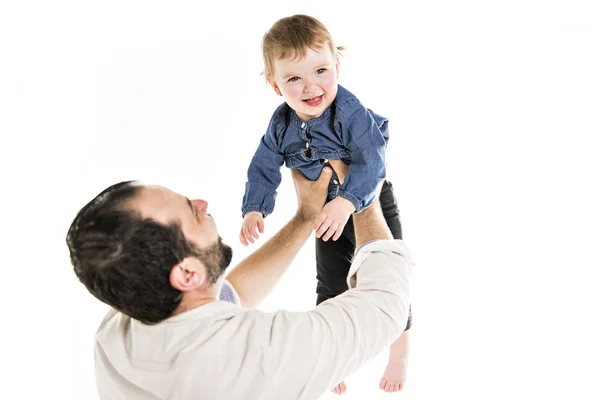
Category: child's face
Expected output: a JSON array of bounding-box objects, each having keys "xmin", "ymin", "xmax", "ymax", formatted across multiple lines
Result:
[{"xmin": 268, "ymin": 45, "xmax": 339, "ymax": 121}]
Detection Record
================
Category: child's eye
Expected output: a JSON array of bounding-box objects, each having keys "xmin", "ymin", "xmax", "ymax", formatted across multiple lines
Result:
[
  {"xmin": 287, "ymin": 76, "xmax": 299, "ymax": 82},
  {"xmin": 316, "ymin": 68, "xmax": 326, "ymax": 74}
]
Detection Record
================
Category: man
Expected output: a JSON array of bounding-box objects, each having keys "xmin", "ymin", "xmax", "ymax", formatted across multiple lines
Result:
[{"xmin": 66, "ymin": 167, "xmax": 413, "ymax": 399}]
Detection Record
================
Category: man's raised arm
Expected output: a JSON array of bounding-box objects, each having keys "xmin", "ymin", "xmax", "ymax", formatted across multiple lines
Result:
[
  {"xmin": 226, "ymin": 167, "xmax": 332, "ymax": 308},
  {"xmin": 260, "ymin": 179, "xmax": 414, "ymax": 399}
]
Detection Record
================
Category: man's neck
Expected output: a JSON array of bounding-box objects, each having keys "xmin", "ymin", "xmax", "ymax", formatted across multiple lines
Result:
[{"xmin": 172, "ymin": 290, "xmax": 219, "ymax": 316}]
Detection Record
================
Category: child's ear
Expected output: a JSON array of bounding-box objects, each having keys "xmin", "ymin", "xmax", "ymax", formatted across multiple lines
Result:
[{"xmin": 267, "ymin": 76, "xmax": 282, "ymax": 96}]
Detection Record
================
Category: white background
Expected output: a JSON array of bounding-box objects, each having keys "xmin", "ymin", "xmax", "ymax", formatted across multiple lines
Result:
[{"xmin": 1, "ymin": 1, "xmax": 599, "ymax": 399}]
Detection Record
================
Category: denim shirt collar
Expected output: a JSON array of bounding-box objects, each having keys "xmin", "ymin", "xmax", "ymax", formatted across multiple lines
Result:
[{"xmin": 289, "ymin": 105, "xmax": 333, "ymax": 128}]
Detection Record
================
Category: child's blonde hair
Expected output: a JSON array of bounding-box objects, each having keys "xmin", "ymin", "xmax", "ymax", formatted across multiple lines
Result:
[{"xmin": 262, "ymin": 14, "xmax": 344, "ymax": 80}]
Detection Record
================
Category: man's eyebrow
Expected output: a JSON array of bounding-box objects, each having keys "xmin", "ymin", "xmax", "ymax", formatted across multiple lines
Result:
[{"xmin": 186, "ymin": 198, "xmax": 194, "ymax": 213}]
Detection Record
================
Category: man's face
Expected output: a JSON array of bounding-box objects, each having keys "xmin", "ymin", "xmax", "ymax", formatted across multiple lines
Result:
[{"xmin": 131, "ymin": 185, "xmax": 232, "ymax": 282}]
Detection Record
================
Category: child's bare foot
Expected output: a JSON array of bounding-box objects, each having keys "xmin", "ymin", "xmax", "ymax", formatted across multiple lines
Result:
[
  {"xmin": 331, "ymin": 381, "xmax": 347, "ymax": 395},
  {"xmin": 379, "ymin": 357, "xmax": 407, "ymax": 392}
]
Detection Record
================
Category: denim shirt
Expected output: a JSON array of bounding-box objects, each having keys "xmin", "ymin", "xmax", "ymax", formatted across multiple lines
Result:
[{"xmin": 242, "ymin": 84, "xmax": 389, "ymax": 218}]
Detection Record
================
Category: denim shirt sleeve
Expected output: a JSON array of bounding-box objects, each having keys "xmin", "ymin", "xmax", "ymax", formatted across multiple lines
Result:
[
  {"xmin": 241, "ymin": 112, "xmax": 285, "ymax": 218},
  {"xmin": 337, "ymin": 99, "xmax": 388, "ymax": 213}
]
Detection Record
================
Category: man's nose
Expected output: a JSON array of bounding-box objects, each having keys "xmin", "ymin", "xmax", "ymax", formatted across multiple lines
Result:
[{"xmin": 192, "ymin": 199, "xmax": 208, "ymax": 213}]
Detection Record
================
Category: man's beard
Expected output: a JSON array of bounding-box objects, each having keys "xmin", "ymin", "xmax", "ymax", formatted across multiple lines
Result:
[{"xmin": 191, "ymin": 237, "xmax": 233, "ymax": 285}]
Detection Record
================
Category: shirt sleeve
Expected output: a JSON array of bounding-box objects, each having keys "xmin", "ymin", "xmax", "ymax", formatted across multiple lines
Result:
[
  {"xmin": 260, "ymin": 240, "xmax": 413, "ymax": 398},
  {"xmin": 241, "ymin": 112, "xmax": 285, "ymax": 218},
  {"xmin": 337, "ymin": 100, "xmax": 389, "ymax": 213}
]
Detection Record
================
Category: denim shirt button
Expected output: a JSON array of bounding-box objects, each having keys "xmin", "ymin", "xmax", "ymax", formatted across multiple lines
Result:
[
  {"xmin": 333, "ymin": 180, "xmax": 338, "ymax": 185},
  {"xmin": 323, "ymin": 158, "xmax": 329, "ymax": 163},
  {"xmin": 301, "ymin": 122, "xmax": 306, "ymax": 128}
]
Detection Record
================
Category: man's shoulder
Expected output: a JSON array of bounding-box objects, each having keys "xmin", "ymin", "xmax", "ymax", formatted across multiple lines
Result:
[
  {"xmin": 94, "ymin": 307, "xmax": 129, "ymax": 352},
  {"xmin": 96, "ymin": 307, "xmax": 122, "ymax": 333},
  {"xmin": 96, "ymin": 282, "xmax": 242, "ymax": 332}
]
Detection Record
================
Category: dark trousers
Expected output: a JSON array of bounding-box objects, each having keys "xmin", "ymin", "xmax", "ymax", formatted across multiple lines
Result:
[{"xmin": 315, "ymin": 180, "xmax": 412, "ymax": 330}]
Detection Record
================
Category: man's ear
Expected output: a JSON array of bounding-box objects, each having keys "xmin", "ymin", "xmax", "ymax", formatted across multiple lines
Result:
[
  {"xmin": 267, "ymin": 76, "xmax": 283, "ymax": 96},
  {"xmin": 169, "ymin": 257, "xmax": 206, "ymax": 291}
]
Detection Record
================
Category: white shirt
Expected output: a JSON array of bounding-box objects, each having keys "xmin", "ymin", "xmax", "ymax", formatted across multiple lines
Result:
[{"xmin": 94, "ymin": 239, "xmax": 413, "ymax": 399}]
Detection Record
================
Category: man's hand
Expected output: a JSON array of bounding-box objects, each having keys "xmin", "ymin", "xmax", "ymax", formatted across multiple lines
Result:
[
  {"xmin": 227, "ymin": 166, "xmax": 333, "ymax": 309},
  {"xmin": 328, "ymin": 159, "xmax": 385, "ymax": 200},
  {"xmin": 313, "ymin": 197, "xmax": 356, "ymax": 241},
  {"xmin": 291, "ymin": 167, "xmax": 332, "ymax": 221},
  {"xmin": 328, "ymin": 159, "xmax": 349, "ymax": 184}
]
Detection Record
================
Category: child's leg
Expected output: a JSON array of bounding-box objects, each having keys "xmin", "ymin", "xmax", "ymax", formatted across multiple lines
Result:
[
  {"xmin": 315, "ymin": 220, "xmax": 355, "ymax": 305},
  {"xmin": 315, "ymin": 162, "xmax": 354, "ymax": 306},
  {"xmin": 379, "ymin": 179, "xmax": 411, "ymax": 392}
]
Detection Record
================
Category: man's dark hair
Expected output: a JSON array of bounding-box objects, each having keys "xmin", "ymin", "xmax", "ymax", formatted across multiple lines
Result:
[{"xmin": 66, "ymin": 181, "xmax": 197, "ymax": 324}]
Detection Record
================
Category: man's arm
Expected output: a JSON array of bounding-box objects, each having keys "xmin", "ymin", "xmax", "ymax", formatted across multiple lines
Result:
[
  {"xmin": 226, "ymin": 167, "xmax": 333, "ymax": 308},
  {"xmin": 353, "ymin": 189, "xmax": 393, "ymax": 244},
  {"xmin": 256, "ymin": 187, "xmax": 413, "ymax": 399}
]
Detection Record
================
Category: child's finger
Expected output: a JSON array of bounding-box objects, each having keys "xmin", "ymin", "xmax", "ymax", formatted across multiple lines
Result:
[
  {"xmin": 332, "ymin": 225, "xmax": 344, "ymax": 241},
  {"xmin": 322, "ymin": 223, "xmax": 338, "ymax": 242},
  {"xmin": 239, "ymin": 230, "xmax": 248, "ymax": 246},
  {"xmin": 313, "ymin": 221, "xmax": 323, "ymax": 237},
  {"xmin": 258, "ymin": 218, "xmax": 264, "ymax": 233},
  {"xmin": 315, "ymin": 219, "xmax": 332, "ymax": 239},
  {"xmin": 250, "ymin": 222, "xmax": 259, "ymax": 239},
  {"xmin": 313, "ymin": 213, "xmax": 327, "ymax": 231},
  {"xmin": 243, "ymin": 225, "xmax": 255, "ymax": 244}
]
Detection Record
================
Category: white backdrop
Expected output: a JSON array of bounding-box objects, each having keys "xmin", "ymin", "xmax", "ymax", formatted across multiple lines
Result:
[{"xmin": 1, "ymin": 1, "xmax": 599, "ymax": 399}]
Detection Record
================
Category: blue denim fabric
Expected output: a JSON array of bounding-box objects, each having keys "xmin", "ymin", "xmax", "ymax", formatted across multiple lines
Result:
[{"xmin": 242, "ymin": 85, "xmax": 389, "ymax": 218}]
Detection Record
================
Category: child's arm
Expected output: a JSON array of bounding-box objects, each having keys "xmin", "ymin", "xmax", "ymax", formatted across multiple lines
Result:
[
  {"xmin": 313, "ymin": 104, "xmax": 388, "ymax": 241},
  {"xmin": 337, "ymin": 102, "xmax": 388, "ymax": 213},
  {"xmin": 240, "ymin": 212, "xmax": 265, "ymax": 246},
  {"xmin": 313, "ymin": 197, "xmax": 355, "ymax": 241},
  {"xmin": 313, "ymin": 161, "xmax": 354, "ymax": 242},
  {"xmin": 241, "ymin": 114, "xmax": 285, "ymax": 245}
]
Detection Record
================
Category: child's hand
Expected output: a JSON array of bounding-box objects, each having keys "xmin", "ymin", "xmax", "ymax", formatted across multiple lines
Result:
[
  {"xmin": 240, "ymin": 211, "xmax": 264, "ymax": 246},
  {"xmin": 313, "ymin": 197, "xmax": 356, "ymax": 241}
]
